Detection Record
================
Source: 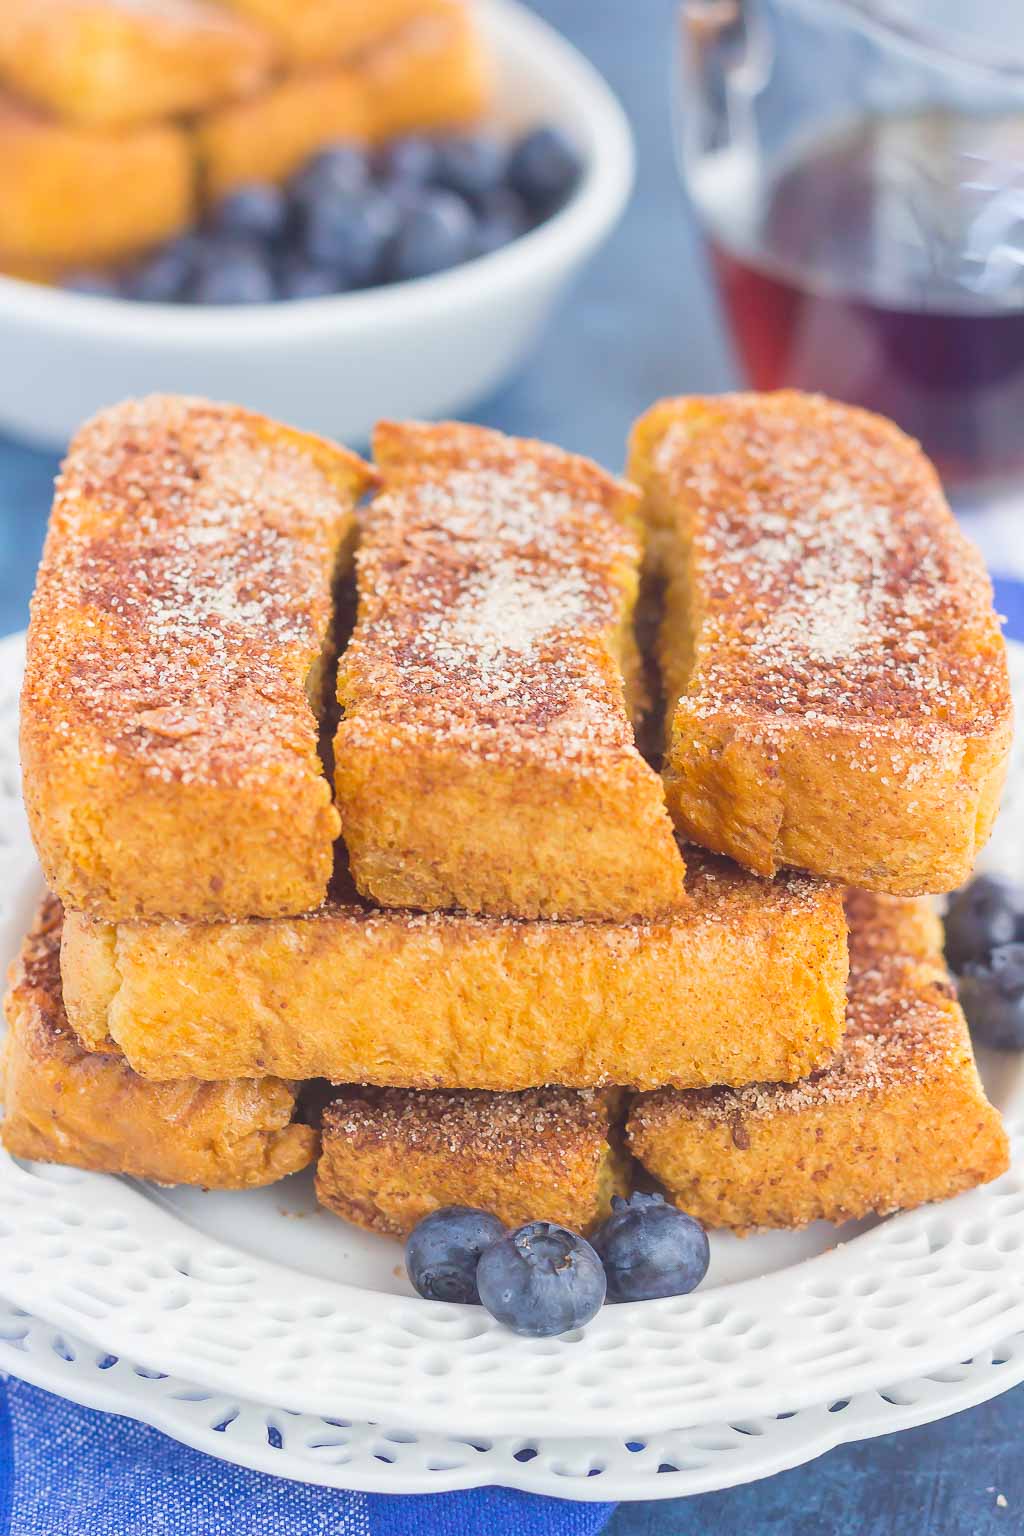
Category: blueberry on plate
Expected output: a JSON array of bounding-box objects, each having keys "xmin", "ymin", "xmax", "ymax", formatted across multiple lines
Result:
[
  {"xmin": 405, "ymin": 1206, "xmax": 506, "ymax": 1304},
  {"xmin": 387, "ymin": 189, "xmax": 475, "ymax": 281},
  {"xmin": 124, "ymin": 234, "xmax": 198, "ymax": 302},
  {"xmin": 475, "ymin": 1221, "xmax": 606, "ymax": 1337},
  {"xmin": 63, "ymin": 270, "xmax": 121, "ymax": 298},
  {"xmin": 208, "ymin": 183, "xmax": 289, "ymax": 244},
  {"xmin": 277, "ymin": 255, "xmax": 340, "ymax": 301},
  {"xmin": 944, "ymin": 875, "xmax": 1024, "ymax": 974},
  {"xmin": 506, "ymin": 125, "xmax": 583, "ymax": 212},
  {"xmin": 290, "ymin": 143, "xmax": 368, "ymax": 211},
  {"xmin": 433, "ymin": 133, "xmax": 506, "ymax": 203},
  {"xmin": 301, "ymin": 190, "xmax": 398, "ymax": 285},
  {"xmin": 372, "ymin": 135, "xmax": 438, "ymax": 187},
  {"xmin": 959, "ymin": 942, "xmax": 1024, "ymax": 1050},
  {"xmin": 593, "ymin": 1192, "xmax": 710, "ymax": 1303},
  {"xmin": 190, "ymin": 241, "xmax": 275, "ymax": 305}
]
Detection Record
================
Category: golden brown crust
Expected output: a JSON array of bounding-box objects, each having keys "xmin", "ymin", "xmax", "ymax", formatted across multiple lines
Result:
[
  {"xmin": 59, "ymin": 849, "xmax": 848, "ymax": 1089},
  {"xmin": 0, "ymin": 251, "xmax": 62, "ymax": 285},
  {"xmin": 0, "ymin": 0, "xmax": 273, "ymax": 129},
  {"xmin": 0, "ymin": 898, "xmax": 316, "ymax": 1188},
  {"xmin": 21, "ymin": 395, "xmax": 375, "ymax": 921},
  {"xmin": 316, "ymin": 1086, "xmax": 628, "ymax": 1236},
  {"xmin": 220, "ymin": 0, "xmax": 448, "ymax": 68},
  {"xmin": 0, "ymin": 92, "xmax": 192, "ymax": 263},
  {"xmin": 359, "ymin": 1, "xmax": 491, "ymax": 143},
  {"xmin": 197, "ymin": 64, "xmax": 368, "ymax": 200},
  {"xmin": 629, "ymin": 392, "xmax": 1013, "ymax": 895},
  {"xmin": 198, "ymin": 1, "xmax": 490, "ymax": 198},
  {"xmin": 628, "ymin": 891, "xmax": 1009, "ymax": 1229},
  {"xmin": 334, "ymin": 419, "xmax": 686, "ymax": 920}
]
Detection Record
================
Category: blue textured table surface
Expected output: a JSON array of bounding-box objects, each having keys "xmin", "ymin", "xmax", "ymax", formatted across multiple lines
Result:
[{"xmin": 0, "ymin": 2, "xmax": 1021, "ymax": 1530}]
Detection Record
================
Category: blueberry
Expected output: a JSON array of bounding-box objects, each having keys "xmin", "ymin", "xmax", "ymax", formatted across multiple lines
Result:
[
  {"xmin": 506, "ymin": 125, "xmax": 583, "ymax": 212},
  {"xmin": 191, "ymin": 242, "xmax": 275, "ymax": 305},
  {"xmin": 290, "ymin": 143, "xmax": 368, "ymax": 211},
  {"xmin": 301, "ymin": 190, "xmax": 398, "ymax": 285},
  {"xmin": 471, "ymin": 187, "xmax": 529, "ymax": 257},
  {"xmin": 405, "ymin": 1206, "xmax": 506, "ymax": 1304},
  {"xmin": 475, "ymin": 1222, "xmax": 606, "ymax": 1337},
  {"xmin": 944, "ymin": 875, "xmax": 1024, "ymax": 973},
  {"xmin": 959, "ymin": 942, "xmax": 1024, "ymax": 1050},
  {"xmin": 208, "ymin": 183, "xmax": 289, "ymax": 243},
  {"xmin": 278, "ymin": 255, "xmax": 340, "ymax": 300},
  {"xmin": 372, "ymin": 135, "xmax": 438, "ymax": 186},
  {"xmin": 387, "ymin": 190, "xmax": 474, "ymax": 281},
  {"xmin": 593, "ymin": 1193, "xmax": 710, "ymax": 1303},
  {"xmin": 124, "ymin": 235, "xmax": 198, "ymax": 302},
  {"xmin": 434, "ymin": 133, "xmax": 506, "ymax": 203},
  {"xmin": 63, "ymin": 270, "xmax": 120, "ymax": 298}
]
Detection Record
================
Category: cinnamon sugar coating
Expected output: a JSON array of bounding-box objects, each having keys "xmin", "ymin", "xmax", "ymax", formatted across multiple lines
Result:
[
  {"xmin": 0, "ymin": 898, "xmax": 316, "ymax": 1188},
  {"xmin": 629, "ymin": 890, "xmax": 1009, "ymax": 1229},
  {"xmin": 629, "ymin": 392, "xmax": 1013, "ymax": 895},
  {"xmin": 21, "ymin": 395, "xmax": 375, "ymax": 920},
  {"xmin": 334, "ymin": 419, "xmax": 686, "ymax": 919},
  {"xmin": 317, "ymin": 1086, "xmax": 628, "ymax": 1236}
]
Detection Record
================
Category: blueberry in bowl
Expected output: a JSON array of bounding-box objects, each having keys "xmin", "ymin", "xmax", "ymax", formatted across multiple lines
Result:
[
  {"xmin": 433, "ymin": 133, "xmax": 507, "ymax": 204},
  {"xmin": 405, "ymin": 1206, "xmax": 507, "ymax": 1304},
  {"xmin": 475, "ymin": 1221, "xmax": 606, "ymax": 1337},
  {"xmin": 944, "ymin": 874, "xmax": 1024, "ymax": 974},
  {"xmin": 372, "ymin": 135, "xmax": 439, "ymax": 187},
  {"xmin": 123, "ymin": 234, "xmax": 200, "ymax": 303},
  {"xmin": 387, "ymin": 188, "xmax": 476, "ymax": 283},
  {"xmin": 593, "ymin": 1192, "xmax": 710, "ymax": 1303},
  {"xmin": 208, "ymin": 183, "xmax": 290, "ymax": 244},
  {"xmin": 290, "ymin": 144, "xmax": 370, "ymax": 211},
  {"xmin": 2, "ymin": 1, "xmax": 633, "ymax": 451},
  {"xmin": 298, "ymin": 185, "xmax": 400, "ymax": 288},
  {"xmin": 70, "ymin": 124, "xmax": 585, "ymax": 306},
  {"xmin": 190, "ymin": 239, "xmax": 276, "ymax": 306},
  {"xmin": 507, "ymin": 126, "xmax": 584, "ymax": 215},
  {"xmin": 958, "ymin": 943, "xmax": 1024, "ymax": 1050},
  {"xmin": 277, "ymin": 255, "xmax": 343, "ymax": 301},
  {"xmin": 471, "ymin": 188, "xmax": 530, "ymax": 257}
]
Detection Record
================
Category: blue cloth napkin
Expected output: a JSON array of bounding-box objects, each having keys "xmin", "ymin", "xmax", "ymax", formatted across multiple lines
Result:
[{"xmin": 0, "ymin": 1377, "xmax": 612, "ymax": 1535}]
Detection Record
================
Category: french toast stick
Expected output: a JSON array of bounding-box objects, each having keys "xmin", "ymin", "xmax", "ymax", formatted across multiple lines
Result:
[
  {"xmin": 0, "ymin": 0, "xmax": 272, "ymax": 129},
  {"xmin": 0, "ymin": 92, "xmax": 192, "ymax": 264},
  {"xmin": 628, "ymin": 890, "xmax": 1009, "ymax": 1229},
  {"xmin": 334, "ymin": 419, "xmax": 686, "ymax": 920},
  {"xmin": 317, "ymin": 1086, "xmax": 627, "ymax": 1237},
  {"xmin": 629, "ymin": 392, "xmax": 1012, "ymax": 895},
  {"xmin": 0, "ymin": 899, "xmax": 316, "ymax": 1188},
  {"xmin": 21, "ymin": 396, "xmax": 375, "ymax": 921},
  {"xmin": 60, "ymin": 852, "xmax": 848, "ymax": 1089}
]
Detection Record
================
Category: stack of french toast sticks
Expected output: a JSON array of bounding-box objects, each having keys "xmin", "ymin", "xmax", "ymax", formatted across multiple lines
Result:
[
  {"xmin": 2, "ymin": 390, "xmax": 1015, "ymax": 1239},
  {"xmin": 0, "ymin": 0, "xmax": 489, "ymax": 276}
]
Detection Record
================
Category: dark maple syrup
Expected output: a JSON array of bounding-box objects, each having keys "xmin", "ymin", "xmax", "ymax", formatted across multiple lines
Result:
[{"xmin": 697, "ymin": 112, "xmax": 1024, "ymax": 491}]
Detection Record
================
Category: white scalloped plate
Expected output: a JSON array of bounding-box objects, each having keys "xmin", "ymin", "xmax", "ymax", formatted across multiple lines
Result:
[
  {"xmin": 2, "ymin": 1293, "xmax": 1023, "ymax": 1500},
  {"xmin": 1, "ymin": 630, "xmax": 1023, "ymax": 1441}
]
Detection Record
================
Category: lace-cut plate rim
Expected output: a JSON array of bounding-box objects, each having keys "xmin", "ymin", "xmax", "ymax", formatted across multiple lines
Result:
[
  {"xmin": 1, "ymin": 1293, "xmax": 1023, "ymax": 1500},
  {"xmin": 0, "ymin": 630, "xmax": 1023, "ymax": 1441}
]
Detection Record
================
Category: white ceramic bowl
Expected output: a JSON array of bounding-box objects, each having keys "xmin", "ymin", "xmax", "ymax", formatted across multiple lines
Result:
[{"xmin": 0, "ymin": 0, "xmax": 633, "ymax": 450}]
